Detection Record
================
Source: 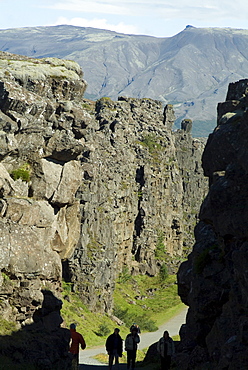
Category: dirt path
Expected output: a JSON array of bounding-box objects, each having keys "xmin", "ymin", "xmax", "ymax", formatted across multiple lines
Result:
[{"xmin": 79, "ymin": 306, "xmax": 187, "ymax": 369}]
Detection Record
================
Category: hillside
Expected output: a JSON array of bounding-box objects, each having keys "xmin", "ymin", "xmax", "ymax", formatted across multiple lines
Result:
[{"xmin": 1, "ymin": 25, "xmax": 248, "ymax": 136}]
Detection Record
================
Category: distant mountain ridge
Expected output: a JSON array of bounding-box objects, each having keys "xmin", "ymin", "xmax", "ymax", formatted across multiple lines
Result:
[{"xmin": 1, "ymin": 25, "xmax": 248, "ymax": 136}]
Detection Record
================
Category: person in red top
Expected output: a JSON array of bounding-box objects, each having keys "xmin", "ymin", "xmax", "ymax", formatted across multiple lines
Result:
[{"xmin": 69, "ymin": 323, "xmax": 86, "ymax": 370}]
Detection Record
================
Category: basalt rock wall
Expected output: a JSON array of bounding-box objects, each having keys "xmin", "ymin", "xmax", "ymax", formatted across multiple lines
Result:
[
  {"xmin": 0, "ymin": 51, "xmax": 207, "ymax": 326},
  {"xmin": 177, "ymin": 79, "xmax": 248, "ymax": 369}
]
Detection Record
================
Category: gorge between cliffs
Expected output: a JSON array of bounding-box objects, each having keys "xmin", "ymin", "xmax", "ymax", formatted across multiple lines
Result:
[{"xmin": 0, "ymin": 50, "xmax": 247, "ymax": 369}]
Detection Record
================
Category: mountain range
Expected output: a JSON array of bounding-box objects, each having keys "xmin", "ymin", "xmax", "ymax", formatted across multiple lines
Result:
[{"xmin": 1, "ymin": 24, "xmax": 248, "ymax": 136}]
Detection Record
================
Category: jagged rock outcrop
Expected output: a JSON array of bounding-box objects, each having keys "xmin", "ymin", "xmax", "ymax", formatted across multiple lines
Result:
[
  {"xmin": 177, "ymin": 79, "xmax": 248, "ymax": 369},
  {"xmin": 0, "ymin": 51, "xmax": 207, "ymax": 328}
]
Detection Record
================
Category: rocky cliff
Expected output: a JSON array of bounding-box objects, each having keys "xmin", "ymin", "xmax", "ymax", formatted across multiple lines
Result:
[
  {"xmin": 0, "ymin": 51, "xmax": 207, "ymax": 330},
  {"xmin": 177, "ymin": 79, "xmax": 248, "ymax": 369}
]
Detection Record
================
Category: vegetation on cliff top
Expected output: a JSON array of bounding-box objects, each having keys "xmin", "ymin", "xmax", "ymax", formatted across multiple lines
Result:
[{"xmin": 0, "ymin": 57, "xmax": 81, "ymax": 82}]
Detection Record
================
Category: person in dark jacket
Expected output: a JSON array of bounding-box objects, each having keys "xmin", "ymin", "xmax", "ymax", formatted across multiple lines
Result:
[
  {"xmin": 125, "ymin": 327, "xmax": 140, "ymax": 369},
  {"xmin": 106, "ymin": 328, "xmax": 123, "ymax": 369},
  {"xmin": 69, "ymin": 323, "xmax": 86, "ymax": 370},
  {"xmin": 129, "ymin": 323, "xmax": 141, "ymax": 334},
  {"xmin": 157, "ymin": 330, "xmax": 175, "ymax": 370}
]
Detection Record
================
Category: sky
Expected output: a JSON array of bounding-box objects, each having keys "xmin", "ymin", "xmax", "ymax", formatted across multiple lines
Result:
[{"xmin": 0, "ymin": 0, "xmax": 247, "ymax": 37}]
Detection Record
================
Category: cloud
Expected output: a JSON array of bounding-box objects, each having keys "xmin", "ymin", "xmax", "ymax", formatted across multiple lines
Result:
[
  {"xmin": 48, "ymin": 0, "xmax": 130, "ymax": 15},
  {"xmin": 54, "ymin": 16, "xmax": 139, "ymax": 34},
  {"xmin": 45, "ymin": 0, "xmax": 248, "ymax": 22},
  {"xmin": 46, "ymin": 0, "xmax": 248, "ymax": 28},
  {"xmin": 156, "ymin": 0, "xmax": 248, "ymax": 21}
]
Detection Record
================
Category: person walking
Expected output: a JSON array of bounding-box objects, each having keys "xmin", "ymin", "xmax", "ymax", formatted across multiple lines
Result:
[
  {"xmin": 69, "ymin": 323, "xmax": 86, "ymax": 370},
  {"xmin": 125, "ymin": 326, "xmax": 140, "ymax": 370},
  {"xmin": 129, "ymin": 323, "xmax": 141, "ymax": 334},
  {"xmin": 157, "ymin": 330, "xmax": 175, "ymax": 370},
  {"xmin": 105, "ymin": 328, "xmax": 123, "ymax": 369}
]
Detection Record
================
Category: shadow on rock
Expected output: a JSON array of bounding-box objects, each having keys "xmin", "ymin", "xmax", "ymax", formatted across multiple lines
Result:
[{"xmin": 0, "ymin": 290, "xmax": 72, "ymax": 370}]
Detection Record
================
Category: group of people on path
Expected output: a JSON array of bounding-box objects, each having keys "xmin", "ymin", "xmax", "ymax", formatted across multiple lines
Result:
[
  {"xmin": 105, "ymin": 324, "xmax": 175, "ymax": 370},
  {"xmin": 69, "ymin": 322, "xmax": 175, "ymax": 370},
  {"xmin": 106, "ymin": 324, "xmax": 140, "ymax": 370}
]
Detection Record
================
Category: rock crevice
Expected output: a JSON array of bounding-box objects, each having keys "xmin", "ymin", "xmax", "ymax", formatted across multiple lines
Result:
[{"xmin": 0, "ymin": 51, "xmax": 207, "ymax": 325}]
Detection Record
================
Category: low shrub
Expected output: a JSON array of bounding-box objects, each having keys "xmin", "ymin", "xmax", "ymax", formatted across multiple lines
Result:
[
  {"xmin": 96, "ymin": 323, "xmax": 111, "ymax": 337},
  {"xmin": 11, "ymin": 163, "xmax": 31, "ymax": 182},
  {"xmin": 159, "ymin": 264, "xmax": 168, "ymax": 281}
]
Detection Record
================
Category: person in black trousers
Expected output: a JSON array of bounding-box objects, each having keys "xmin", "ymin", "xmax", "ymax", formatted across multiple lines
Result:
[
  {"xmin": 125, "ymin": 327, "xmax": 140, "ymax": 369},
  {"xmin": 106, "ymin": 328, "xmax": 123, "ymax": 369}
]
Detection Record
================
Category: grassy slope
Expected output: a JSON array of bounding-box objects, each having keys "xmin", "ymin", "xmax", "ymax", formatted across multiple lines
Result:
[
  {"xmin": 0, "ymin": 274, "xmax": 183, "ymax": 369},
  {"xmin": 61, "ymin": 273, "xmax": 184, "ymax": 348}
]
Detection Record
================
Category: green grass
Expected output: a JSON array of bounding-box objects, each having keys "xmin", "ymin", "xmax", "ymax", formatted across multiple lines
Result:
[
  {"xmin": 0, "ymin": 318, "xmax": 18, "ymax": 336},
  {"xmin": 61, "ymin": 274, "xmax": 183, "ymax": 348},
  {"xmin": 10, "ymin": 163, "xmax": 31, "ymax": 182},
  {"xmin": 89, "ymin": 273, "xmax": 184, "ymax": 369},
  {"xmin": 61, "ymin": 283, "xmax": 117, "ymax": 347},
  {"xmin": 113, "ymin": 274, "xmax": 182, "ymax": 329},
  {"xmin": 155, "ymin": 231, "xmax": 166, "ymax": 260},
  {"xmin": 0, "ymin": 275, "xmax": 184, "ymax": 369},
  {"xmin": 94, "ymin": 348, "xmax": 147, "ymax": 365},
  {"xmin": 139, "ymin": 134, "xmax": 163, "ymax": 154}
]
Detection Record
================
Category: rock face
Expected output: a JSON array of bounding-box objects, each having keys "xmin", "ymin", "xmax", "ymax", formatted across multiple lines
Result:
[
  {"xmin": 66, "ymin": 97, "xmax": 207, "ymax": 314},
  {"xmin": 177, "ymin": 79, "xmax": 248, "ymax": 369},
  {"xmin": 0, "ymin": 51, "xmax": 87, "ymax": 327},
  {"xmin": 0, "ymin": 290, "xmax": 71, "ymax": 369},
  {"xmin": 0, "ymin": 51, "xmax": 207, "ymax": 327}
]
